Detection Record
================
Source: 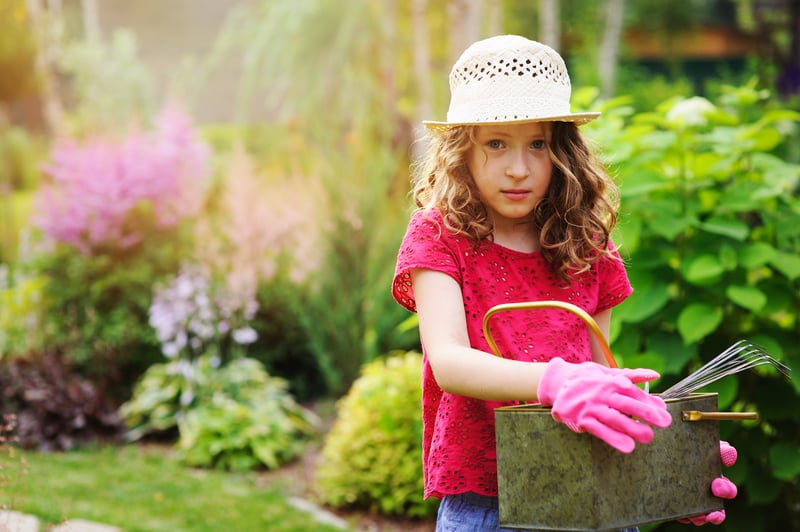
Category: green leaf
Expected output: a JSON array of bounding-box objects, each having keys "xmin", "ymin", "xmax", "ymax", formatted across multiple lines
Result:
[
  {"xmin": 739, "ymin": 242, "xmax": 777, "ymax": 269},
  {"xmin": 649, "ymin": 333, "xmax": 695, "ymax": 375},
  {"xmin": 619, "ymin": 169, "xmax": 669, "ymax": 197},
  {"xmin": 699, "ymin": 373, "xmax": 738, "ymax": 409},
  {"xmin": 718, "ymin": 180, "xmax": 761, "ymax": 212},
  {"xmin": 769, "ymin": 251, "xmax": 800, "ymax": 280},
  {"xmin": 616, "ymin": 282, "xmax": 670, "ymax": 324},
  {"xmin": 748, "ymin": 334, "xmax": 785, "ymax": 359},
  {"xmin": 725, "ymin": 284, "xmax": 767, "ymax": 312},
  {"xmin": 758, "ymin": 108, "xmax": 800, "ymax": 125},
  {"xmin": 651, "ymin": 213, "xmax": 694, "ymax": 240},
  {"xmin": 740, "ymin": 125, "xmax": 783, "ymax": 152},
  {"xmin": 699, "ymin": 216, "xmax": 749, "ymax": 241},
  {"xmin": 683, "ymin": 254, "xmax": 724, "ymax": 284},
  {"xmin": 613, "ymin": 217, "xmax": 642, "ymax": 253},
  {"xmin": 718, "ymin": 243, "xmax": 737, "ymax": 270},
  {"xmin": 620, "ymin": 353, "xmax": 665, "ymax": 376},
  {"xmin": 677, "ymin": 303, "xmax": 723, "ymax": 344},
  {"xmin": 769, "ymin": 443, "xmax": 800, "ymax": 480}
]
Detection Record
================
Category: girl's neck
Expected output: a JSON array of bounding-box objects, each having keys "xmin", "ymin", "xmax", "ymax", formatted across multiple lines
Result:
[{"xmin": 492, "ymin": 220, "xmax": 540, "ymax": 253}]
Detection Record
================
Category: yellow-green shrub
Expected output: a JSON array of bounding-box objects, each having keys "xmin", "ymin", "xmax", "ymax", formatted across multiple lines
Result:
[{"xmin": 315, "ymin": 351, "xmax": 437, "ymax": 518}]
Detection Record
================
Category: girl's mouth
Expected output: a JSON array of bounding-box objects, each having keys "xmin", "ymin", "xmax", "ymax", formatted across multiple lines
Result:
[{"xmin": 502, "ymin": 190, "xmax": 530, "ymax": 201}]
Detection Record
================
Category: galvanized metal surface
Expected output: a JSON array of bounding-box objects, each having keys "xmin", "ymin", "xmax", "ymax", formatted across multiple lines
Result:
[{"xmin": 495, "ymin": 393, "xmax": 723, "ymax": 531}]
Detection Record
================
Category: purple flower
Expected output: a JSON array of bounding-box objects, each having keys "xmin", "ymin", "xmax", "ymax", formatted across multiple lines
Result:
[{"xmin": 148, "ymin": 263, "xmax": 260, "ymax": 362}]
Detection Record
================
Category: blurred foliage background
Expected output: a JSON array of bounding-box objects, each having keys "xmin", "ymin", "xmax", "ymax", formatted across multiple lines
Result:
[{"xmin": 0, "ymin": 0, "xmax": 798, "ymax": 530}]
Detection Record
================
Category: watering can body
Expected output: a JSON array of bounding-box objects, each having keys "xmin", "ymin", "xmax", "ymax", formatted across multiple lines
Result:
[{"xmin": 495, "ymin": 392, "xmax": 723, "ymax": 531}]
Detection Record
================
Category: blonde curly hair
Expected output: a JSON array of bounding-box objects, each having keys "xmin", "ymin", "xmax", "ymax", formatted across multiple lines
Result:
[{"xmin": 411, "ymin": 122, "xmax": 620, "ymax": 283}]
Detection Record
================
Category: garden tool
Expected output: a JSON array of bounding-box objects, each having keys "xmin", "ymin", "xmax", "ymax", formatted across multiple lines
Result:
[{"xmin": 660, "ymin": 339, "xmax": 791, "ymax": 400}]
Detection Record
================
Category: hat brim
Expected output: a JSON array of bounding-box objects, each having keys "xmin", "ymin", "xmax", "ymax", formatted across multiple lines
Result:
[{"xmin": 423, "ymin": 112, "xmax": 601, "ymax": 133}]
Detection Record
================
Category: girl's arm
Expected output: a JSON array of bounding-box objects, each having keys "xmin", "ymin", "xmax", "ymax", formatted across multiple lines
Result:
[
  {"xmin": 589, "ymin": 308, "xmax": 612, "ymax": 366},
  {"xmin": 412, "ymin": 268, "xmax": 547, "ymax": 402}
]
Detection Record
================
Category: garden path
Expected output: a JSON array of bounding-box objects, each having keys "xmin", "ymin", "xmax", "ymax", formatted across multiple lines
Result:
[{"xmin": 0, "ymin": 510, "xmax": 121, "ymax": 532}]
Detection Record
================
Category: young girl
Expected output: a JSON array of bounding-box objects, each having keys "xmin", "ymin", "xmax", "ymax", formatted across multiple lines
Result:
[{"xmin": 392, "ymin": 35, "xmax": 736, "ymax": 531}]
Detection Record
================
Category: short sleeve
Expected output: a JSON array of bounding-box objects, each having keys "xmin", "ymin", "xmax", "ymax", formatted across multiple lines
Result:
[{"xmin": 392, "ymin": 210, "xmax": 463, "ymax": 313}]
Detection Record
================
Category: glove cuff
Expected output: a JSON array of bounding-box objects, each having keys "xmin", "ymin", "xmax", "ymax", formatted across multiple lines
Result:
[{"xmin": 537, "ymin": 357, "xmax": 569, "ymax": 406}]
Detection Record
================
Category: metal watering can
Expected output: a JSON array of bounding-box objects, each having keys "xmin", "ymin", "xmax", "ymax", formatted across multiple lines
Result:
[{"xmin": 485, "ymin": 301, "xmax": 769, "ymax": 531}]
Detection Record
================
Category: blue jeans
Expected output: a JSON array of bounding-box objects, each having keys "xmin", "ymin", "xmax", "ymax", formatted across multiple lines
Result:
[{"xmin": 436, "ymin": 492, "xmax": 639, "ymax": 532}]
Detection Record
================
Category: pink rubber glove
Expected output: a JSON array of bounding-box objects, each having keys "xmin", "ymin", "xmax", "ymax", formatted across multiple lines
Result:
[
  {"xmin": 537, "ymin": 358, "xmax": 672, "ymax": 453},
  {"xmin": 678, "ymin": 441, "xmax": 738, "ymax": 526}
]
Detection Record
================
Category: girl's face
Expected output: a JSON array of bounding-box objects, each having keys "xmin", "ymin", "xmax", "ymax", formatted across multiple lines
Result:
[{"xmin": 467, "ymin": 122, "xmax": 553, "ymax": 233}]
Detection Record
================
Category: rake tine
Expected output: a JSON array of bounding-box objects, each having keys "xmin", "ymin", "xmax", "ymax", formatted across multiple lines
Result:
[{"xmin": 660, "ymin": 340, "xmax": 792, "ymax": 399}]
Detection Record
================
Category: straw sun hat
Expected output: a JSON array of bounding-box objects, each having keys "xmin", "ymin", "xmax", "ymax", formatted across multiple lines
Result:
[{"xmin": 424, "ymin": 35, "xmax": 599, "ymax": 132}]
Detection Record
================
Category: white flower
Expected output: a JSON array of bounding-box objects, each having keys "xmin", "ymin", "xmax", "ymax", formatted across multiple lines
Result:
[
  {"xmin": 232, "ymin": 327, "xmax": 258, "ymax": 345},
  {"xmin": 174, "ymin": 330, "xmax": 187, "ymax": 349},
  {"xmin": 666, "ymin": 96, "xmax": 716, "ymax": 127},
  {"xmin": 180, "ymin": 389, "xmax": 194, "ymax": 407},
  {"xmin": 177, "ymin": 359, "xmax": 195, "ymax": 380}
]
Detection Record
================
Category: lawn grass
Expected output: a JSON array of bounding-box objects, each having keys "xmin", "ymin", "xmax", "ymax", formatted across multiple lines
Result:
[{"xmin": 2, "ymin": 443, "xmax": 347, "ymax": 531}]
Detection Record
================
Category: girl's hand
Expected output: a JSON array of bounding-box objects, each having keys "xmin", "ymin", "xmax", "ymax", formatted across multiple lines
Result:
[
  {"xmin": 678, "ymin": 441, "xmax": 738, "ymax": 525},
  {"xmin": 537, "ymin": 357, "xmax": 672, "ymax": 453}
]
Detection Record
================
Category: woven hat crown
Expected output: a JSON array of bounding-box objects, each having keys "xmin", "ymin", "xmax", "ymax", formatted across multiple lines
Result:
[{"xmin": 425, "ymin": 35, "xmax": 598, "ymax": 131}]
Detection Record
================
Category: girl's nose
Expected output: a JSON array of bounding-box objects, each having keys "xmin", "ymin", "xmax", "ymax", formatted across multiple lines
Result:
[{"xmin": 505, "ymin": 151, "xmax": 530, "ymax": 179}]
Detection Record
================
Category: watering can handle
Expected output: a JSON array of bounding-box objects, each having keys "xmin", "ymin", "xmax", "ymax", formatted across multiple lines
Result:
[{"xmin": 481, "ymin": 301, "xmax": 618, "ymax": 369}]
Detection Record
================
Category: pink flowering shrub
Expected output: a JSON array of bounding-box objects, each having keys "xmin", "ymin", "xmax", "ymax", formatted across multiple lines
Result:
[
  {"xmin": 25, "ymin": 107, "xmax": 211, "ymax": 395},
  {"xmin": 35, "ymin": 107, "xmax": 209, "ymax": 253},
  {"xmin": 193, "ymin": 145, "xmax": 321, "ymax": 301}
]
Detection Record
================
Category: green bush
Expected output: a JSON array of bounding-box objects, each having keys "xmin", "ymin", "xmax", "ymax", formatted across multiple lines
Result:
[
  {"xmin": 121, "ymin": 355, "xmax": 318, "ymax": 471},
  {"xmin": 177, "ymin": 357, "xmax": 318, "ymax": 471},
  {"xmin": 117, "ymin": 358, "xmax": 188, "ymax": 440},
  {"xmin": 587, "ymin": 83, "xmax": 800, "ymax": 531},
  {"xmin": 30, "ymin": 239, "xmax": 182, "ymax": 395},
  {"xmin": 315, "ymin": 351, "xmax": 438, "ymax": 518}
]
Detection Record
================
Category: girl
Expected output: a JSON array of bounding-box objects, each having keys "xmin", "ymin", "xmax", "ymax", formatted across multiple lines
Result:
[{"xmin": 392, "ymin": 35, "xmax": 736, "ymax": 531}]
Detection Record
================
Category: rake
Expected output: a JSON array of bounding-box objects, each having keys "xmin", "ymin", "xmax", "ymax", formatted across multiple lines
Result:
[{"xmin": 660, "ymin": 339, "xmax": 792, "ymax": 399}]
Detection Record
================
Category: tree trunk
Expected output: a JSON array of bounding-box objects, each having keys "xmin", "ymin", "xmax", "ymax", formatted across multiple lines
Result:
[
  {"xmin": 487, "ymin": 0, "xmax": 502, "ymax": 36},
  {"xmin": 599, "ymin": 0, "xmax": 626, "ymax": 98},
  {"xmin": 381, "ymin": 0, "xmax": 398, "ymax": 119},
  {"xmin": 411, "ymin": 0, "xmax": 433, "ymax": 158},
  {"xmin": 81, "ymin": 0, "xmax": 101, "ymax": 42},
  {"xmin": 538, "ymin": 0, "xmax": 560, "ymax": 48},
  {"xmin": 25, "ymin": 0, "xmax": 64, "ymax": 136},
  {"xmin": 448, "ymin": 0, "xmax": 483, "ymax": 63}
]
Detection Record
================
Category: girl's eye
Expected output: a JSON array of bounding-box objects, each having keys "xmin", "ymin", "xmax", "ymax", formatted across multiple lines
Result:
[
  {"xmin": 531, "ymin": 139, "xmax": 546, "ymax": 149},
  {"xmin": 487, "ymin": 140, "xmax": 504, "ymax": 149}
]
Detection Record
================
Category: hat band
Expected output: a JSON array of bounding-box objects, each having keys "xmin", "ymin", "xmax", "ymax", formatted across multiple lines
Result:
[{"xmin": 446, "ymin": 96, "xmax": 573, "ymax": 124}]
